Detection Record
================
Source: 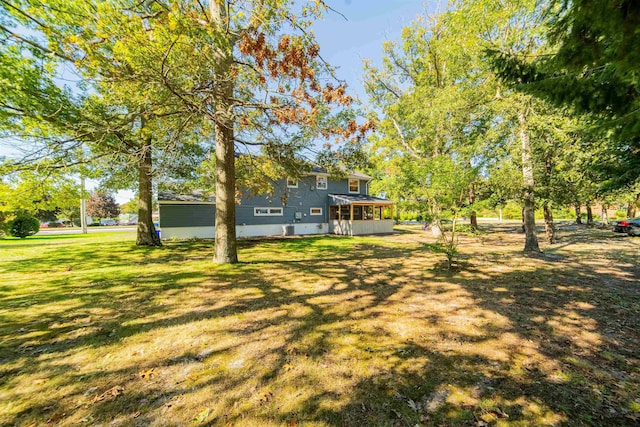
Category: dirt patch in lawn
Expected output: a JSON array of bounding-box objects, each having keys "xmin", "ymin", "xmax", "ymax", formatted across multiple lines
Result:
[{"xmin": 0, "ymin": 224, "xmax": 638, "ymax": 426}]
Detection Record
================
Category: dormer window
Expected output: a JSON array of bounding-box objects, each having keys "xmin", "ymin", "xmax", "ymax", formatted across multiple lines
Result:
[
  {"xmin": 316, "ymin": 175, "xmax": 328, "ymax": 190},
  {"xmin": 287, "ymin": 177, "xmax": 298, "ymax": 188},
  {"xmin": 348, "ymin": 179, "xmax": 360, "ymax": 193}
]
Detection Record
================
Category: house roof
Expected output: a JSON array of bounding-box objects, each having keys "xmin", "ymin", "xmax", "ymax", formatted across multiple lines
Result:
[
  {"xmin": 328, "ymin": 194, "xmax": 395, "ymax": 206},
  {"xmin": 158, "ymin": 190, "xmax": 215, "ymax": 203},
  {"xmin": 309, "ymin": 166, "xmax": 371, "ymax": 180}
]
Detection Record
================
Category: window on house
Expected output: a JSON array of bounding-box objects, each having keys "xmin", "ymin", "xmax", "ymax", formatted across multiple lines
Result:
[
  {"xmin": 254, "ymin": 207, "xmax": 283, "ymax": 216},
  {"xmin": 375, "ymin": 206, "xmax": 383, "ymax": 220},
  {"xmin": 348, "ymin": 179, "xmax": 360, "ymax": 193},
  {"xmin": 310, "ymin": 207, "xmax": 323, "ymax": 216},
  {"xmin": 287, "ymin": 177, "xmax": 298, "ymax": 188},
  {"xmin": 340, "ymin": 205, "xmax": 350, "ymax": 219},
  {"xmin": 353, "ymin": 206, "xmax": 363, "ymax": 220},
  {"xmin": 329, "ymin": 206, "xmax": 338, "ymax": 220},
  {"xmin": 364, "ymin": 205, "xmax": 374, "ymax": 220},
  {"xmin": 316, "ymin": 176, "xmax": 328, "ymax": 190}
]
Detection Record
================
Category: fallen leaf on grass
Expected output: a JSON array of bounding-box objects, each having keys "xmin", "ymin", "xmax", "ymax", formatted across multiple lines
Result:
[
  {"xmin": 46, "ymin": 412, "xmax": 66, "ymax": 424},
  {"xmin": 259, "ymin": 391, "xmax": 274, "ymax": 405},
  {"xmin": 90, "ymin": 385, "xmax": 123, "ymax": 405},
  {"xmin": 139, "ymin": 367, "xmax": 158, "ymax": 379}
]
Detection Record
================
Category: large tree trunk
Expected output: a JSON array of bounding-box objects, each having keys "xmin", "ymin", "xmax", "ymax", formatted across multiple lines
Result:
[
  {"xmin": 519, "ymin": 109, "xmax": 539, "ymax": 253},
  {"xmin": 469, "ymin": 182, "xmax": 478, "ymax": 230},
  {"xmin": 136, "ymin": 140, "xmax": 161, "ymax": 246},
  {"xmin": 212, "ymin": 3, "xmax": 238, "ymax": 264},
  {"xmin": 213, "ymin": 108, "xmax": 238, "ymax": 264},
  {"xmin": 586, "ymin": 203, "xmax": 594, "ymax": 226},
  {"xmin": 574, "ymin": 203, "xmax": 582, "ymax": 224},
  {"xmin": 543, "ymin": 201, "xmax": 556, "ymax": 244}
]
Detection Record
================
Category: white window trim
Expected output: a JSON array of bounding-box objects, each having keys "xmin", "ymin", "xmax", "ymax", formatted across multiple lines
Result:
[
  {"xmin": 254, "ymin": 207, "xmax": 284, "ymax": 216},
  {"xmin": 287, "ymin": 178, "xmax": 298, "ymax": 188},
  {"xmin": 348, "ymin": 179, "xmax": 360, "ymax": 193},
  {"xmin": 310, "ymin": 207, "xmax": 323, "ymax": 216},
  {"xmin": 316, "ymin": 175, "xmax": 328, "ymax": 190}
]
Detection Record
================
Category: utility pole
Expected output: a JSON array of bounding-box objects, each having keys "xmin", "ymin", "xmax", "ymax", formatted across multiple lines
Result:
[{"xmin": 80, "ymin": 176, "xmax": 87, "ymax": 234}]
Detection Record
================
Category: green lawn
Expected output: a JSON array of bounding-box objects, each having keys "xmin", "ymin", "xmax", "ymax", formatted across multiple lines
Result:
[{"xmin": 0, "ymin": 225, "xmax": 639, "ymax": 426}]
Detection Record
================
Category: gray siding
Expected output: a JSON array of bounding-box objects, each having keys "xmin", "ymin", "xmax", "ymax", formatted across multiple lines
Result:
[
  {"xmin": 236, "ymin": 175, "xmax": 367, "ymax": 226},
  {"xmin": 160, "ymin": 175, "xmax": 369, "ymax": 228},
  {"xmin": 160, "ymin": 204, "xmax": 215, "ymax": 227}
]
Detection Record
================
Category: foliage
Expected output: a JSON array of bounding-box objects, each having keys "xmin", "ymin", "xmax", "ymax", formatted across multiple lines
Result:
[
  {"xmin": 6, "ymin": 211, "xmax": 40, "ymax": 238},
  {"xmin": 0, "ymin": 169, "xmax": 81, "ymax": 217},
  {"xmin": 364, "ymin": 10, "xmax": 492, "ymax": 231},
  {"xmin": 119, "ymin": 198, "xmax": 138, "ymax": 215},
  {"xmin": 85, "ymin": 192, "xmax": 120, "ymax": 219},
  {"xmin": 1, "ymin": 0, "xmax": 374, "ymax": 260},
  {"xmin": 488, "ymin": 0, "xmax": 640, "ymax": 189}
]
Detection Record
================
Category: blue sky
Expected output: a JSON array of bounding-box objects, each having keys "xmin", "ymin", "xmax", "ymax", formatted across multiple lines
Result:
[{"xmin": 314, "ymin": 1, "xmax": 427, "ymax": 100}]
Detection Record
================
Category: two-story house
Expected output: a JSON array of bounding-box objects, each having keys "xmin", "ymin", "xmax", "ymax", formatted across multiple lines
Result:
[{"xmin": 158, "ymin": 170, "xmax": 394, "ymax": 239}]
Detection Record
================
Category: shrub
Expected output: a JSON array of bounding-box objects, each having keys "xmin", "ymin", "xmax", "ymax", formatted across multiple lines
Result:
[
  {"xmin": 7, "ymin": 212, "xmax": 40, "ymax": 238},
  {"xmin": 501, "ymin": 202, "xmax": 522, "ymax": 220}
]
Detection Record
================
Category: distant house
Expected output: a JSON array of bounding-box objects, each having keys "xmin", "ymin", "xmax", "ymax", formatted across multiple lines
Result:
[{"xmin": 158, "ymin": 170, "xmax": 394, "ymax": 239}]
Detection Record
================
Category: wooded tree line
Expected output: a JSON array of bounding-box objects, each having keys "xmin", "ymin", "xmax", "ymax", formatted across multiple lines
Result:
[
  {"xmin": 1, "ymin": 0, "xmax": 638, "ymax": 260},
  {"xmin": 364, "ymin": 0, "xmax": 640, "ymax": 253}
]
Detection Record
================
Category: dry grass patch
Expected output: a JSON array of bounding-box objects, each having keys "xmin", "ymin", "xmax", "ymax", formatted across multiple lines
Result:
[{"xmin": 0, "ymin": 224, "xmax": 639, "ymax": 426}]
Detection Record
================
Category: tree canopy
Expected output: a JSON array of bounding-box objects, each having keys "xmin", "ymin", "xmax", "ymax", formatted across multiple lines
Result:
[{"xmin": 489, "ymin": 0, "xmax": 640, "ymax": 188}]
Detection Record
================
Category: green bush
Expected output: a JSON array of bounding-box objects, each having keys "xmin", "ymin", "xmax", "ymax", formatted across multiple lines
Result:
[
  {"xmin": 7, "ymin": 212, "xmax": 40, "ymax": 238},
  {"xmin": 613, "ymin": 210, "xmax": 627, "ymax": 220},
  {"xmin": 502, "ymin": 202, "xmax": 522, "ymax": 220}
]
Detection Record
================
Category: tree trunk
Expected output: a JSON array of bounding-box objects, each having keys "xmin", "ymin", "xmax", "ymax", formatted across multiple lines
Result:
[
  {"xmin": 586, "ymin": 203, "xmax": 594, "ymax": 226},
  {"xmin": 469, "ymin": 182, "xmax": 478, "ymax": 230},
  {"xmin": 601, "ymin": 204, "xmax": 609, "ymax": 226},
  {"xmin": 627, "ymin": 195, "xmax": 638, "ymax": 218},
  {"xmin": 519, "ymin": 109, "xmax": 540, "ymax": 253},
  {"xmin": 213, "ymin": 107, "xmax": 238, "ymax": 264},
  {"xmin": 543, "ymin": 201, "xmax": 556, "ymax": 244},
  {"xmin": 136, "ymin": 141, "xmax": 161, "ymax": 246},
  {"xmin": 574, "ymin": 203, "xmax": 582, "ymax": 224},
  {"xmin": 211, "ymin": 6, "xmax": 238, "ymax": 264}
]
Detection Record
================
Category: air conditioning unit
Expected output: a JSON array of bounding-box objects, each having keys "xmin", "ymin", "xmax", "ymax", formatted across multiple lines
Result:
[{"xmin": 283, "ymin": 225, "xmax": 295, "ymax": 236}]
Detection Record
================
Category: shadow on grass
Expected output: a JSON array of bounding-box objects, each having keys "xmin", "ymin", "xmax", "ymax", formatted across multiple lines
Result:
[{"xmin": 1, "ymin": 229, "xmax": 639, "ymax": 426}]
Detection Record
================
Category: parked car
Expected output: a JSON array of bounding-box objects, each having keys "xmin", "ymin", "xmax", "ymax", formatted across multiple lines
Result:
[
  {"xmin": 612, "ymin": 219, "xmax": 633, "ymax": 233},
  {"xmin": 627, "ymin": 217, "xmax": 640, "ymax": 236},
  {"xmin": 99, "ymin": 219, "xmax": 118, "ymax": 226}
]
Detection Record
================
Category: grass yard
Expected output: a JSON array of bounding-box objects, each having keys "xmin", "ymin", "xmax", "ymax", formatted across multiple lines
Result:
[{"xmin": 0, "ymin": 224, "xmax": 639, "ymax": 426}]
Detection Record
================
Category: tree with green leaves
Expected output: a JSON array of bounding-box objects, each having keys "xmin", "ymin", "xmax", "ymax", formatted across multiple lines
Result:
[
  {"xmin": 0, "ymin": 168, "xmax": 82, "ymax": 234},
  {"xmin": 0, "ymin": 0, "xmax": 208, "ymax": 247},
  {"xmin": 96, "ymin": 0, "xmax": 370, "ymax": 263},
  {"xmin": 364, "ymin": 9, "xmax": 494, "ymax": 229},
  {"xmin": 1, "ymin": 1, "xmax": 369, "ymax": 263},
  {"xmin": 489, "ymin": 0, "xmax": 640, "ymax": 190}
]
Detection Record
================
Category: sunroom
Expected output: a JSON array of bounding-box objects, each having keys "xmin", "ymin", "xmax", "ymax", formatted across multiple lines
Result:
[{"xmin": 328, "ymin": 194, "xmax": 395, "ymax": 236}]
